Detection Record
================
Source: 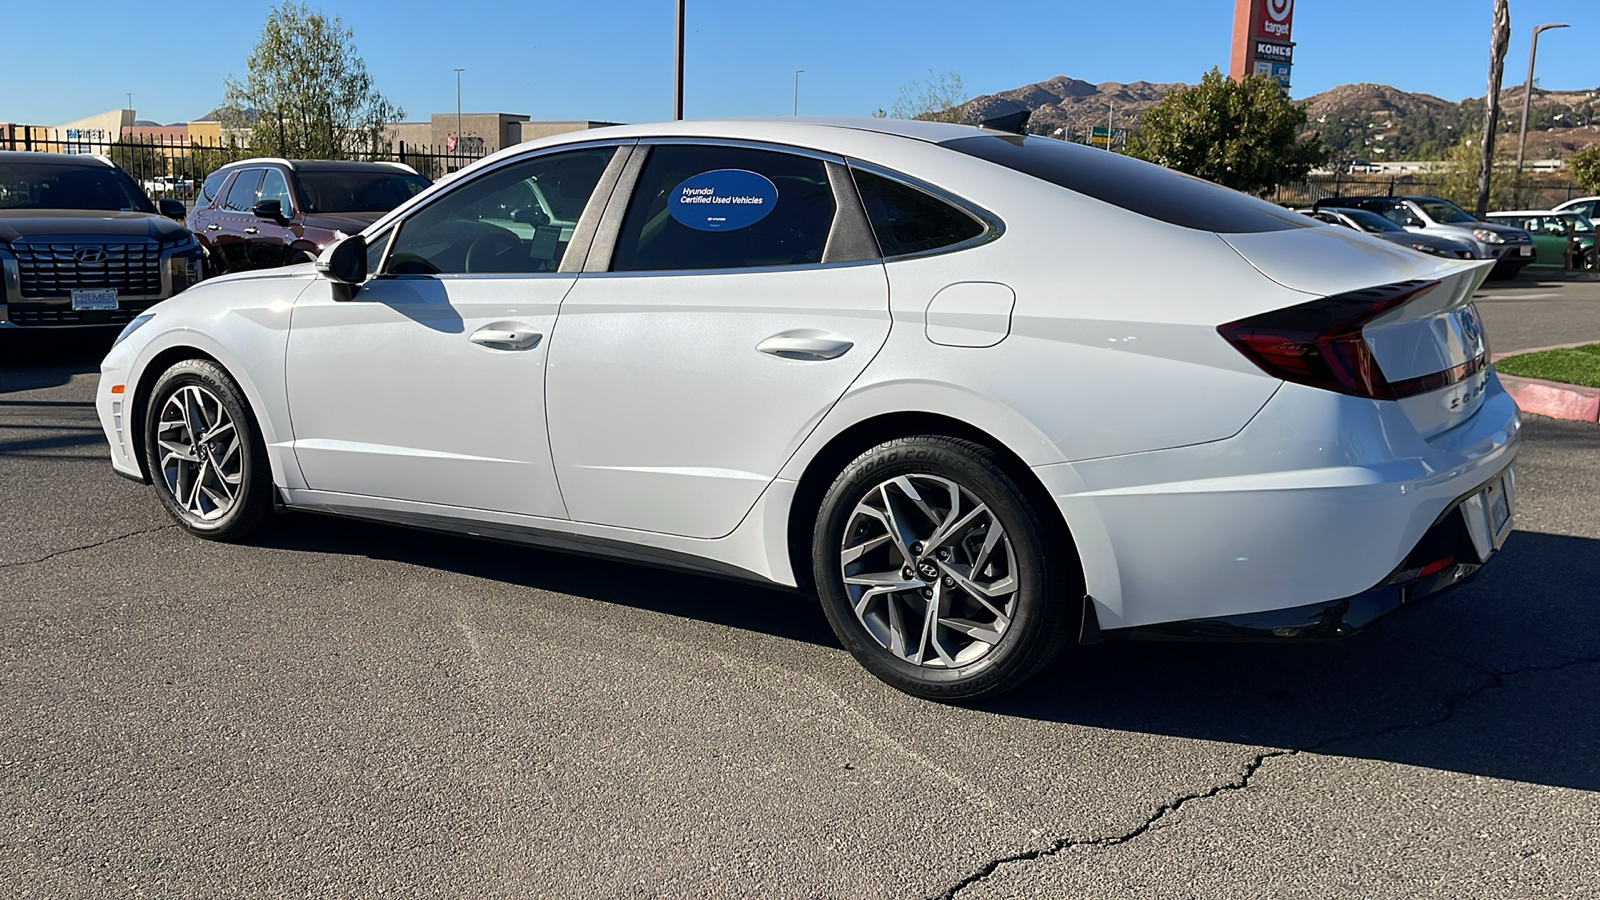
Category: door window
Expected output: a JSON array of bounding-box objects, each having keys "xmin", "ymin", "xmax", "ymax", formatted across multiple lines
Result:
[
  {"xmin": 611, "ymin": 145, "xmax": 836, "ymax": 272},
  {"xmin": 224, "ymin": 169, "xmax": 263, "ymax": 212},
  {"xmin": 258, "ymin": 169, "xmax": 293, "ymax": 213},
  {"xmin": 850, "ymin": 167, "xmax": 985, "ymax": 257},
  {"xmin": 384, "ymin": 147, "xmax": 614, "ymax": 275}
]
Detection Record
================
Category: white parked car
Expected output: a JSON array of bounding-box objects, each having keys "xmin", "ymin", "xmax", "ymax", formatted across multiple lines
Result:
[{"xmin": 96, "ymin": 118, "xmax": 1520, "ymax": 700}]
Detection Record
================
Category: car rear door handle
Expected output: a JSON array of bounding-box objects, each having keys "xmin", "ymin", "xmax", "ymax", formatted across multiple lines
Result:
[
  {"xmin": 469, "ymin": 327, "xmax": 543, "ymax": 350},
  {"xmin": 756, "ymin": 331, "xmax": 855, "ymax": 361},
  {"xmin": 243, "ymin": 227, "xmax": 259, "ymax": 234},
  {"xmin": 206, "ymin": 224, "xmax": 221, "ymax": 231}
]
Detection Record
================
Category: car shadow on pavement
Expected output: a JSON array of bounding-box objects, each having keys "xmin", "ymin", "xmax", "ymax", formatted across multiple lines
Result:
[
  {"xmin": 0, "ymin": 333, "xmax": 110, "ymax": 393},
  {"xmin": 261, "ymin": 512, "xmax": 1599, "ymax": 793},
  {"xmin": 993, "ymin": 528, "xmax": 1600, "ymax": 793}
]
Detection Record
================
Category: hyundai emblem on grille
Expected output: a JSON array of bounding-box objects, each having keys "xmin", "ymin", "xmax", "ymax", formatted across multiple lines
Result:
[{"xmin": 74, "ymin": 247, "xmax": 109, "ymax": 264}]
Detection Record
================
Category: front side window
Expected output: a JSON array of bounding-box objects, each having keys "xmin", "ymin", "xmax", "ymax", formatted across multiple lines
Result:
[
  {"xmin": 851, "ymin": 167, "xmax": 986, "ymax": 257},
  {"xmin": 224, "ymin": 169, "xmax": 263, "ymax": 212},
  {"xmin": 258, "ymin": 169, "xmax": 293, "ymax": 212},
  {"xmin": 384, "ymin": 147, "xmax": 614, "ymax": 275},
  {"xmin": 611, "ymin": 144, "xmax": 836, "ymax": 272}
]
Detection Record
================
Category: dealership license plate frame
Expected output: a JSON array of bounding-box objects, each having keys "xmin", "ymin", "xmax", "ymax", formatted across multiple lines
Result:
[
  {"xmin": 1518, "ymin": 246, "xmax": 1535, "ymax": 257},
  {"xmin": 70, "ymin": 288, "xmax": 119, "ymax": 311}
]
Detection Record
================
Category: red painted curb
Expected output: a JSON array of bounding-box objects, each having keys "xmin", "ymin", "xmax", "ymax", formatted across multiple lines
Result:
[{"xmin": 1498, "ymin": 373, "xmax": 1600, "ymax": 423}]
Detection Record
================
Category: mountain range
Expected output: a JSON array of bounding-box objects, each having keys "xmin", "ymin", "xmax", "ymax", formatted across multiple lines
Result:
[{"xmin": 954, "ymin": 76, "xmax": 1600, "ymax": 160}]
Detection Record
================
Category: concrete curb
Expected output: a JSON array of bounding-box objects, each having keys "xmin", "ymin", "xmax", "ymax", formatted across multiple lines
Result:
[{"xmin": 1498, "ymin": 373, "xmax": 1600, "ymax": 423}]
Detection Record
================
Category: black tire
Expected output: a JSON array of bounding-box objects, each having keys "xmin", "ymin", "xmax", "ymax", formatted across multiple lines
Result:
[
  {"xmin": 811, "ymin": 435, "xmax": 1077, "ymax": 702},
  {"xmin": 142, "ymin": 358, "xmax": 275, "ymax": 542}
]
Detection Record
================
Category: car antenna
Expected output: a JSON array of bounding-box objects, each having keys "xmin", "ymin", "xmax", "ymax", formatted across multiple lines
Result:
[{"xmin": 979, "ymin": 109, "xmax": 1030, "ymax": 135}]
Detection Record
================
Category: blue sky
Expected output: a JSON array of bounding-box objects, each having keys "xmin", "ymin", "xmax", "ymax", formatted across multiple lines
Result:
[{"xmin": 2, "ymin": 1, "xmax": 1595, "ymax": 127}]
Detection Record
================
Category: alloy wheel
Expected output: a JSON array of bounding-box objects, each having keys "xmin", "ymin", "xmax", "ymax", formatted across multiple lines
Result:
[
  {"xmin": 156, "ymin": 385, "xmax": 243, "ymax": 521},
  {"xmin": 839, "ymin": 474, "xmax": 1018, "ymax": 668}
]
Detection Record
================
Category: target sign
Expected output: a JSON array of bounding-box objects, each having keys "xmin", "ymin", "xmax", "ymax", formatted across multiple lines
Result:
[{"xmin": 1255, "ymin": 0, "xmax": 1294, "ymax": 40}]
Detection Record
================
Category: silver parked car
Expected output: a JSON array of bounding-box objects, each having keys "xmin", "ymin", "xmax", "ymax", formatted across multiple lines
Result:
[
  {"xmin": 1313, "ymin": 195, "xmax": 1534, "ymax": 278},
  {"xmin": 1298, "ymin": 207, "xmax": 1477, "ymax": 258}
]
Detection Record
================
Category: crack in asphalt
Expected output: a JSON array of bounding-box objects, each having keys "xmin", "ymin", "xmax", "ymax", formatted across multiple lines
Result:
[
  {"xmin": 935, "ymin": 648, "xmax": 1600, "ymax": 900},
  {"xmin": 0, "ymin": 524, "xmax": 177, "ymax": 571}
]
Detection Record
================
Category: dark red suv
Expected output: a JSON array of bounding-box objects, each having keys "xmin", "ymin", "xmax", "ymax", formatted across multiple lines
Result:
[{"xmin": 189, "ymin": 159, "xmax": 430, "ymax": 274}]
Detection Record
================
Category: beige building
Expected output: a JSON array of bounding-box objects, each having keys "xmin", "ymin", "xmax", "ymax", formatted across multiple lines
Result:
[{"xmin": 385, "ymin": 114, "xmax": 619, "ymax": 155}]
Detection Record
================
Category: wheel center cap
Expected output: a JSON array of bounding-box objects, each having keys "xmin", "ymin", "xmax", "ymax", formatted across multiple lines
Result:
[{"xmin": 918, "ymin": 561, "xmax": 940, "ymax": 580}]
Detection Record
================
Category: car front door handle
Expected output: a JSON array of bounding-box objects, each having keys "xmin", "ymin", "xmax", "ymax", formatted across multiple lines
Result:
[
  {"xmin": 469, "ymin": 327, "xmax": 543, "ymax": 351},
  {"xmin": 243, "ymin": 227, "xmax": 259, "ymax": 234},
  {"xmin": 206, "ymin": 224, "xmax": 222, "ymax": 231},
  {"xmin": 756, "ymin": 332, "xmax": 854, "ymax": 361}
]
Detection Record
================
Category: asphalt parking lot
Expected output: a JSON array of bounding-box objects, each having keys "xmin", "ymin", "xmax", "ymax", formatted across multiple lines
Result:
[{"xmin": 2, "ymin": 279, "xmax": 1598, "ymax": 898}]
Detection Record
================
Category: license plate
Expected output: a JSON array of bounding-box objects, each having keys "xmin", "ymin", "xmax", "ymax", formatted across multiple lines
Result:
[
  {"xmin": 1518, "ymin": 246, "xmax": 1534, "ymax": 257},
  {"xmin": 71, "ymin": 289, "xmax": 118, "ymax": 310},
  {"xmin": 1490, "ymin": 469, "xmax": 1514, "ymax": 541}
]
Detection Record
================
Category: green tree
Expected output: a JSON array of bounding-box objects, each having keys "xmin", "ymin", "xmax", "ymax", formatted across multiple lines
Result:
[
  {"xmin": 106, "ymin": 140, "xmax": 165, "ymax": 182},
  {"xmin": 1434, "ymin": 137, "xmax": 1517, "ymax": 211},
  {"xmin": 887, "ymin": 71, "xmax": 966, "ymax": 123},
  {"xmin": 1570, "ymin": 145, "xmax": 1600, "ymax": 193},
  {"xmin": 218, "ymin": 1, "xmax": 401, "ymax": 159},
  {"xmin": 1127, "ymin": 68, "xmax": 1327, "ymax": 194}
]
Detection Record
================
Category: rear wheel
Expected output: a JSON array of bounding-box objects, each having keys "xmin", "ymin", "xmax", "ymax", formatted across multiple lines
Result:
[
  {"xmin": 142, "ymin": 359, "xmax": 274, "ymax": 542},
  {"xmin": 812, "ymin": 436, "xmax": 1076, "ymax": 701}
]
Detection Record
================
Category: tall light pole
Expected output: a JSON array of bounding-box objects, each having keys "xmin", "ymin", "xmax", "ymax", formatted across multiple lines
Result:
[
  {"xmin": 453, "ymin": 68, "xmax": 464, "ymax": 149},
  {"xmin": 793, "ymin": 70, "xmax": 804, "ymax": 116},
  {"xmin": 1515, "ymin": 23, "xmax": 1569, "ymax": 185},
  {"xmin": 674, "ymin": 0, "xmax": 685, "ymax": 120}
]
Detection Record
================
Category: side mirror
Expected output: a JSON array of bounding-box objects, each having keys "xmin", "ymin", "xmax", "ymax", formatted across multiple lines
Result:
[
  {"xmin": 316, "ymin": 235, "xmax": 367, "ymax": 299},
  {"xmin": 158, "ymin": 198, "xmax": 186, "ymax": 222},
  {"xmin": 251, "ymin": 199, "xmax": 287, "ymax": 222}
]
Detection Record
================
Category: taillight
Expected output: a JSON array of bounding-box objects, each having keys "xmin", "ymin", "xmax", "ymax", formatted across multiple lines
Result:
[{"xmin": 1218, "ymin": 280, "xmax": 1442, "ymax": 400}]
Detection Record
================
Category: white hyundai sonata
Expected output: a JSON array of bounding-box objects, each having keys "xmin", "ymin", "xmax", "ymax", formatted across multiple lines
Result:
[{"xmin": 96, "ymin": 118, "xmax": 1519, "ymax": 700}]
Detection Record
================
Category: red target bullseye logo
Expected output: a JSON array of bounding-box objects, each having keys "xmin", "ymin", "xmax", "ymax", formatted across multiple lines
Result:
[{"xmin": 1259, "ymin": 0, "xmax": 1293, "ymax": 38}]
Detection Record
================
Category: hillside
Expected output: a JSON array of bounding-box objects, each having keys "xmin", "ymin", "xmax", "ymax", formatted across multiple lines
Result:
[{"xmin": 950, "ymin": 76, "xmax": 1600, "ymax": 160}]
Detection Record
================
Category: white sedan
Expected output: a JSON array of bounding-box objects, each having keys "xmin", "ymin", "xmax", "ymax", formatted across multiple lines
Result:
[{"xmin": 97, "ymin": 118, "xmax": 1519, "ymax": 700}]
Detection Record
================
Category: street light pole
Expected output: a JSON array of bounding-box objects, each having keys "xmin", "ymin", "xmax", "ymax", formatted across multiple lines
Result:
[
  {"xmin": 1515, "ymin": 23, "xmax": 1569, "ymax": 185},
  {"xmin": 674, "ymin": 0, "xmax": 686, "ymax": 120},
  {"xmin": 454, "ymin": 67, "xmax": 464, "ymax": 150},
  {"xmin": 793, "ymin": 70, "xmax": 804, "ymax": 116}
]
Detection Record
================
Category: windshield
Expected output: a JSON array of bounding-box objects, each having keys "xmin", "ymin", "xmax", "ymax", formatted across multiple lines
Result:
[
  {"xmin": 296, "ymin": 170, "xmax": 431, "ymax": 214},
  {"xmin": 1337, "ymin": 208, "xmax": 1404, "ymax": 233},
  {"xmin": 1418, "ymin": 200, "xmax": 1479, "ymax": 225},
  {"xmin": 1570, "ymin": 214, "xmax": 1594, "ymax": 234},
  {"xmin": 0, "ymin": 161, "xmax": 155, "ymax": 213}
]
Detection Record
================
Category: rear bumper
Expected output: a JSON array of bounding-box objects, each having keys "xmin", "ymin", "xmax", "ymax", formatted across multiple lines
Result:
[
  {"xmin": 1036, "ymin": 374, "xmax": 1521, "ymax": 632},
  {"xmin": 1096, "ymin": 465, "xmax": 1513, "ymax": 641}
]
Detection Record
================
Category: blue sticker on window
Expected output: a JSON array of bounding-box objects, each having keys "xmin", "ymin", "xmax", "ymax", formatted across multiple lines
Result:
[{"xmin": 668, "ymin": 169, "xmax": 779, "ymax": 231}]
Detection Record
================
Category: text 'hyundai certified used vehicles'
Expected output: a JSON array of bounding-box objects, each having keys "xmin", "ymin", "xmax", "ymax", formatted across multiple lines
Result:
[
  {"xmin": 99, "ymin": 119, "xmax": 1520, "ymax": 700},
  {"xmin": 189, "ymin": 158, "xmax": 430, "ymax": 274},
  {"xmin": 0, "ymin": 151, "xmax": 204, "ymax": 329}
]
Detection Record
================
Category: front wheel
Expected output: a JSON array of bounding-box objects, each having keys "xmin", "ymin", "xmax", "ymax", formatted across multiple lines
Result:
[
  {"xmin": 812, "ymin": 436, "xmax": 1077, "ymax": 702},
  {"xmin": 142, "ymin": 359, "xmax": 274, "ymax": 542}
]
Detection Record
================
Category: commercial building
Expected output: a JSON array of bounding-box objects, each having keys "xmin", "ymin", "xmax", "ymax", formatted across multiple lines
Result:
[{"xmin": 383, "ymin": 113, "xmax": 619, "ymax": 155}]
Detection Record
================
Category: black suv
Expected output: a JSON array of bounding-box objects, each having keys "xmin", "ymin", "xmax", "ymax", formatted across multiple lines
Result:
[
  {"xmin": 189, "ymin": 159, "xmax": 429, "ymax": 274},
  {"xmin": 0, "ymin": 151, "xmax": 205, "ymax": 330}
]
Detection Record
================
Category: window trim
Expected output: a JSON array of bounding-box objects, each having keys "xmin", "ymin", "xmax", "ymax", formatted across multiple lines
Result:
[
  {"xmin": 845, "ymin": 160, "xmax": 1004, "ymax": 262},
  {"xmin": 370, "ymin": 140, "xmax": 635, "ymax": 281},
  {"xmin": 257, "ymin": 166, "xmax": 297, "ymax": 218},
  {"xmin": 585, "ymin": 138, "xmax": 880, "ymax": 276}
]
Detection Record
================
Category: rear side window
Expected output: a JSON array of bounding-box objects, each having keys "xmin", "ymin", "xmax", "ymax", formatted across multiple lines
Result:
[
  {"xmin": 258, "ymin": 169, "xmax": 293, "ymax": 212},
  {"xmin": 224, "ymin": 169, "xmax": 263, "ymax": 212},
  {"xmin": 611, "ymin": 145, "xmax": 836, "ymax": 272},
  {"xmin": 199, "ymin": 170, "xmax": 228, "ymax": 206},
  {"xmin": 941, "ymin": 135, "xmax": 1312, "ymax": 234},
  {"xmin": 851, "ymin": 168, "xmax": 986, "ymax": 257}
]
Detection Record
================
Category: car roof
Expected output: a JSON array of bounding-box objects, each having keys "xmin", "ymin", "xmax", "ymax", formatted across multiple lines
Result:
[
  {"xmin": 0, "ymin": 150, "xmax": 116, "ymax": 168},
  {"xmin": 214, "ymin": 157, "xmax": 420, "ymax": 175},
  {"xmin": 1488, "ymin": 210, "xmax": 1576, "ymax": 216}
]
